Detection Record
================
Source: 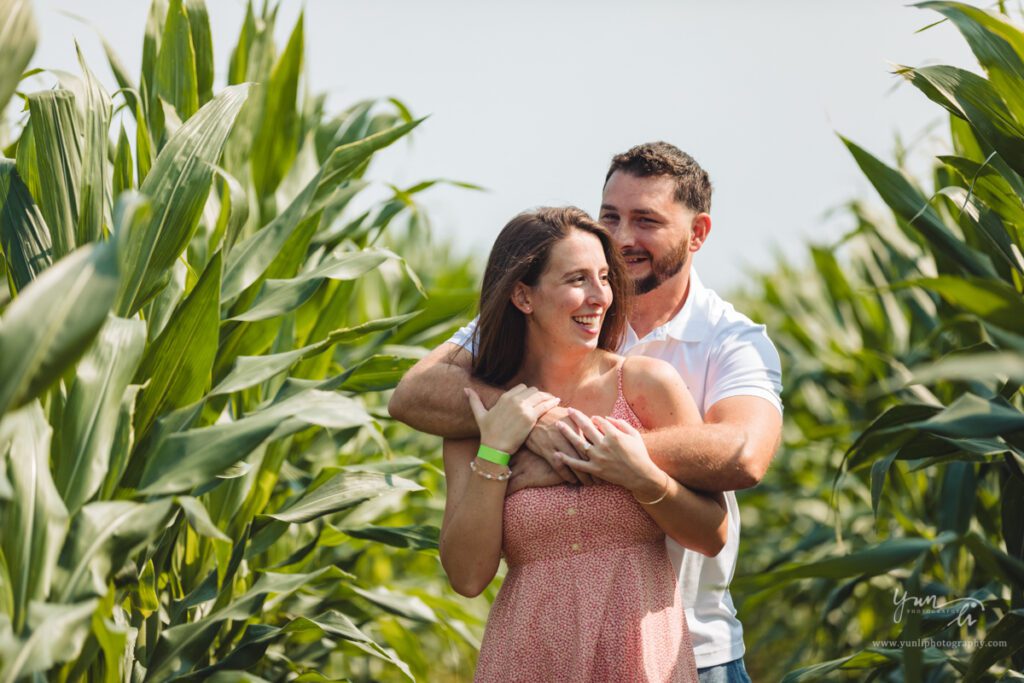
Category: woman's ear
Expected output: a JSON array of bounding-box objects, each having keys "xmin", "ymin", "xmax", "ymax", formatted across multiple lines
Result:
[{"xmin": 511, "ymin": 282, "xmax": 533, "ymax": 314}]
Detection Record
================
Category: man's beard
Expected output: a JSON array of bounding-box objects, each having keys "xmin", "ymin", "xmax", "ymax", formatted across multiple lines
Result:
[{"xmin": 629, "ymin": 238, "xmax": 689, "ymax": 295}]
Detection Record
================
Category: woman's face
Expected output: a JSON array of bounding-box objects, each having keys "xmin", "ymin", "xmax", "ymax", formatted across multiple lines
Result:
[{"xmin": 517, "ymin": 229, "xmax": 613, "ymax": 349}]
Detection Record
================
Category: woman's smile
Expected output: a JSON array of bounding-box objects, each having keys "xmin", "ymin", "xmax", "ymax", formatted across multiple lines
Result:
[{"xmin": 572, "ymin": 312, "xmax": 603, "ymax": 334}]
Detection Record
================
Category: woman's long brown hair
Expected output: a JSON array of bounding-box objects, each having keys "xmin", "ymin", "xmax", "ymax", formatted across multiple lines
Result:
[{"xmin": 471, "ymin": 207, "xmax": 630, "ymax": 387}]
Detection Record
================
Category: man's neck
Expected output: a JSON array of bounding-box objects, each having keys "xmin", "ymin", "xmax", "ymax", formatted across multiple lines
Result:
[{"xmin": 630, "ymin": 264, "xmax": 693, "ymax": 340}]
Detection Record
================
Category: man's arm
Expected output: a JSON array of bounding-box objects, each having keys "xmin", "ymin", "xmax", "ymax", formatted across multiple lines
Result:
[
  {"xmin": 643, "ymin": 395, "xmax": 782, "ymax": 492},
  {"xmin": 390, "ymin": 342, "xmax": 585, "ymax": 483},
  {"xmin": 388, "ymin": 343, "xmax": 497, "ymax": 439},
  {"xmin": 643, "ymin": 321, "xmax": 784, "ymax": 492}
]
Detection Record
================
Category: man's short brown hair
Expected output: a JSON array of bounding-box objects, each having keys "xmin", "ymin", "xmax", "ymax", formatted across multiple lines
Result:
[{"xmin": 605, "ymin": 141, "xmax": 712, "ymax": 213}]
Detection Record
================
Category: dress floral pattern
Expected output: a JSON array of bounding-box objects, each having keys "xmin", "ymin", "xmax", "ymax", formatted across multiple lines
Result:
[{"xmin": 474, "ymin": 366, "xmax": 698, "ymax": 682}]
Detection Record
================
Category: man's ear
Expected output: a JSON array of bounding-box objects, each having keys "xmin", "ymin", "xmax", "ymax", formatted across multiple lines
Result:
[
  {"xmin": 511, "ymin": 282, "xmax": 533, "ymax": 314},
  {"xmin": 690, "ymin": 213, "xmax": 711, "ymax": 252}
]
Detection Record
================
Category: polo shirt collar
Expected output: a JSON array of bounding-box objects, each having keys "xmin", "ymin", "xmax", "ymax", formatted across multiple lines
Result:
[{"xmin": 627, "ymin": 268, "xmax": 711, "ymax": 345}]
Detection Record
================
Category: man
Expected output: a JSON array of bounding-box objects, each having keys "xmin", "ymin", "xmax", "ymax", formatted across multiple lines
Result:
[{"xmin": 389, "ymin": 142, "xmax": 782, "ymax": 682}]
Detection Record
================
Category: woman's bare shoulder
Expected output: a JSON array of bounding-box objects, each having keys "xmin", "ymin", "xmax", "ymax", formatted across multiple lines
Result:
[
  {"xmin": 621, "ymin": 355, "xmax": 682, "ymax": 391},
  {"xmin": 620, "ymin": 356, "xmax": 696, "ymax": 428}
]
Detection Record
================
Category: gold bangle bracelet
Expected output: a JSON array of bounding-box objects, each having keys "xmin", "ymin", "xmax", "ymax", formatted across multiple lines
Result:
[
  {"xmin": 634, "ymin": 471, "xmax": 670, "ymax": 505},
  {"xmin": 470, "ymin": 457, "xmax": 512, "ymax": 482}
]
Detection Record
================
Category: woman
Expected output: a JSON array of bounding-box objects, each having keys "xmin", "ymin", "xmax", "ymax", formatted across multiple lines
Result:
[{"xmin": 439, "ymin": 207, "xmax": 728, "ymax": 682}]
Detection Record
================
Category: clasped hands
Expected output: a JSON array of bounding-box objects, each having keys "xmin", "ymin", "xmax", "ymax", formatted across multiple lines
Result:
[{"xmin": 465, "ymin": 385, "xmax": 659, "ymax": 495}]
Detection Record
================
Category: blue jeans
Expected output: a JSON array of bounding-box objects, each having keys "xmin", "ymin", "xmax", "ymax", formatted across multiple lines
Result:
[{"xmin": 697, "ymin": 658, "xmax": 752, "ymax": 683}]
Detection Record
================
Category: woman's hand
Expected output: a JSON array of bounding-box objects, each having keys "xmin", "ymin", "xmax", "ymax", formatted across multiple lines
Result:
[
  {"xmin": 555, "ymin": 408, "xmax": 664, "ymax": 495},
  {"xmin": 465, "ymin": 385, "xmax": 561, "ymax": 455}
]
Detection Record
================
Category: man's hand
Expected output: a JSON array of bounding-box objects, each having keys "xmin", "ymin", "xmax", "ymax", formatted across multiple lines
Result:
[
  {"xmin": 506, "ymin": 449, "xmax": 565, "ymax": 496},
  {"xmin": 524, "ymin": 406, "xmax": 595, "ymax": 485}
]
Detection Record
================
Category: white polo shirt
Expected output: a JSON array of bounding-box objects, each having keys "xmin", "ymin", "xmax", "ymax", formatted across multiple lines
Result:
[{"xmin": 447, "ymin": 268, "xmax": 783, "ymax": 668}]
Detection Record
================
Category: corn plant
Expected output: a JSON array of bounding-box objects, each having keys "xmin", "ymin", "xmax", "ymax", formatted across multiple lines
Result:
[
  {"xmin": 733, "ymin": 3, "xmax": 1024, "ymax": 681},
  {"xmin": 0, "ymin": 0, "xmax": 480, "ymax": 680}
]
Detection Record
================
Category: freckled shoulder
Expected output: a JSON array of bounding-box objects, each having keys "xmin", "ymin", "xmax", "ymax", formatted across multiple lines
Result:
[{"xmin": 620, "ymin": 355, "xmax": 693, "ymax": 431}]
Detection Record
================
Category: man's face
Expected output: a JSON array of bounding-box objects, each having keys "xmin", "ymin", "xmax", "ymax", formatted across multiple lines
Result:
[{"xmin": 599, "ymin": 171, "xmax": 697, "ymax": 295}]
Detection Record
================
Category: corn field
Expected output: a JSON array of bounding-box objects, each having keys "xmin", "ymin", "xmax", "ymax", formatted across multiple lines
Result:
[
  {"xmin": 733, "ymin": 3, "xmax": 1024, "ymax": 681},
  {"xmin": 1, "ymin": 0, "xmax": 1023, "ymax": 681},
  {"xmin": 0, "ymin": 0, "xmax": 483, "ymax": 680}
]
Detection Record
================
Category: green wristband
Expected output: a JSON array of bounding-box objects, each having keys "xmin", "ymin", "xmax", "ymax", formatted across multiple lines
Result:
[{"xmin": 477, "ymin": 444, "xmax": 511, "ymax": 467}]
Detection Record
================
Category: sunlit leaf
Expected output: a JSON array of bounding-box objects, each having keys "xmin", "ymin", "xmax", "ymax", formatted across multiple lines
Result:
[
  {"xmin": 0, "ymin": 238, "xmax": 119, "ymax": 415},
  {"xmin": 116, "ymin": 84, "xmax": 249, "ymax": 315},
  {"xmin": 0, "ymin": 404, "xmax": 68, "ymax": 632},
  {"xmin": 26, "ymin": 89, "xmax": 82, "ymax": 260},
  {"xmin": 266, "ymin": 470, "xmax": 422, "ymax": 524}
]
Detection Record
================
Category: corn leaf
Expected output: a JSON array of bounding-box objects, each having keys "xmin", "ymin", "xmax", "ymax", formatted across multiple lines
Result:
[
  {"xmin": 137, "ymin": 390, "xmax": 372, "ymax": 495},
  {"xmin": 733, "ymin": 533, "xmax": 957, "ymax": 592},
  {"xmin": 210, "ymin": 166, "xmax": 248, "ymax": 256},
  {"xmin": 112, "ymin": 123, "xmax": 134, "ymax": 197},
  {"xmin": 315, "ymin": 119, "xmax": 424, "ymax": 208},
  {"xmin": 230, "ymin": 250, "xmax": 393, "ymax": 322},
  {"xmin": 135, "ymin": 96, "xmax": 155, "ymax": 185},
  {"xmin": 227, "ymin": 0, "xmax": 255, "ymax": 86},
  {"xmin": 116, "ymin": 84, "xmax": 249, "ymax": 316},
  {"xmin": 55, "ymin": 499, "xmax": 174, "ymax": 602},
  {"xmin": 940, "ymin": 154, "xmax": 1024, "ymax": 235},
  {"xmin": 27, "ymin": 89, "xmax": 82, "ymax": 260},
  {"xmin": 145, "ymin": 567, "xmax": 343, "ymax": 681},
  {"xmin": 348, "ymin": 585, "xmax": 436, "ymax": 623},
  {"xmin": 14, "ymin": 119, "xmax": 41, "ymax": 204},
  {"xmin": 0, "ymin": 0, "xmax": 37, "ymax": 116},
  {"xmin": 0, "ymin": 403, "xmax": 68, "ymax": 632},
  {"xmin": 342, "ymin": 524, "xmax": 439, "ymax": 551},
  {"xmin": 899, "ymin": 64, "xmax": 1024, "ymax": 179},
  {"xmin": 98, "ymin": 383, "xmax": 142, "ymax": 500},
  {"xmin": 251, "ymin": 12, "xmax": 303, "ymax": 199},
  {"xmin": 0, "ymin": 238, "xmax": 119, "ymax": 415},
  {"xmin": 0, "ymin": 159, "xmax": 51, "ymax": 294},
  {"xmin": 964, "ymin": 609, "xmax": 1024, "ymax": 682},
  {"xmin": 908, "ymin": 392, "xmax": 1024, "ymax": 438},
  {"xmin": 213, "ymin": 215, "xmax": 320, "ymax": 379},
  {"xmin": 779, "ymin": 651, "xmax": 901, "ymax": 683},
  {"xmin": 155, "ymin": 0, "xmax": 198, "ymax": 122},
  {"xmin": 52, "ymin": 316, "xmax": 146, "ymax": 515},
  {"xmin": 97, "ymin": 32, "xmax": 139, "ymax": 115},
  {"xmin": 906, "ymin": 275, "xmax": 1024, "ymax": 333},
  {"xmin": 0, "ymin": 599, "xmax": 97, "ymax": 682},
  {"xmin": 185, "ymin": 0, "xmax": 214, "ymax": 105},
  {"xmin": 133, "ymin": 252, "xmax": 221, "ymax": 436},
  {"xmin": 916, "ymin": 2, "xmax": 1024, "ymax": 122},
  {"xmin": 221, "ymin": 166, "xmax": 322, "ymax": 302},
  {"xmin": 339, "ymin": 354, "xmax": 417, "ymax": 392},
  {"xmin": 74, "ymin": 45, "xmax": 111, "ymax": 247},
  {"xmin": 909, "ymin": 350, "xmax": 1024, "ymax": 384},
  {"xmin": 842, "ymin": 136, "xmax": 995, "ymax": 278},
  {"xmin": 266, "ymin": 471, "xmax": 422, "ymax": 524},
  {"xmin": 140, "ymin": 0, "xmax": 168, "ymax": 115},
  {"xmin": 176, "ymin": 495, "xmax": 230, "ymax": 541}
]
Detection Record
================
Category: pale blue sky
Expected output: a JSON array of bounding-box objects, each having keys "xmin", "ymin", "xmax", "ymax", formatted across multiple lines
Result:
[{"xmin": 28, "ymin": 0, "xmax": 977, "ymax": 292}]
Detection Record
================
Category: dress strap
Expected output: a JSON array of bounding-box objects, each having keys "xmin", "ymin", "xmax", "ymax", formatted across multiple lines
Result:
[{"xmin": 610, "ymin": 358, "xmax": 644, "ymax": 430}]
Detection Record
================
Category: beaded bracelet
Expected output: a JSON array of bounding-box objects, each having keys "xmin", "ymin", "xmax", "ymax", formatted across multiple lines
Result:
[
  {"xmin": 470, "ymin": 457, "xmax": 512, "ymax": 482},
  {"xmin": 634, "ymin": 471, "xmax": 670, "ymax": 505}
]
